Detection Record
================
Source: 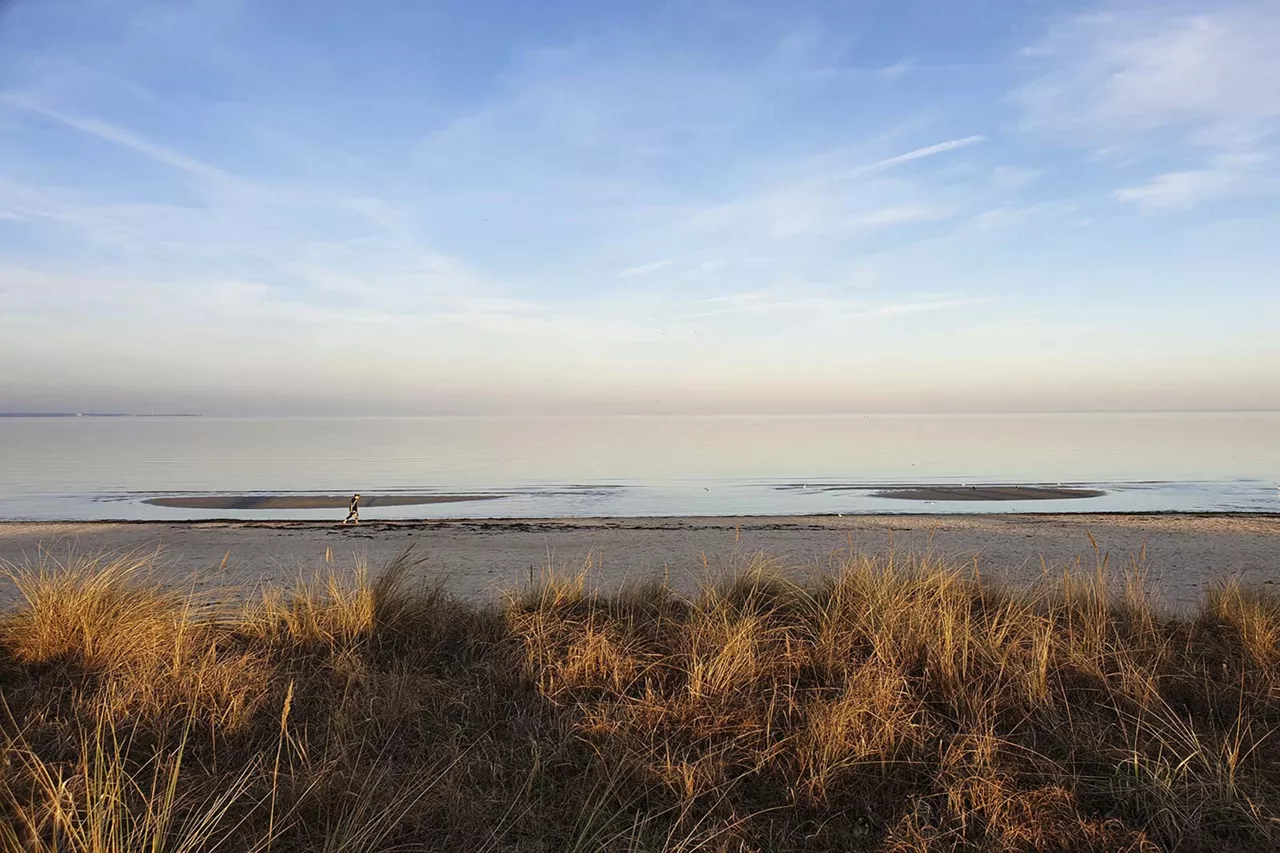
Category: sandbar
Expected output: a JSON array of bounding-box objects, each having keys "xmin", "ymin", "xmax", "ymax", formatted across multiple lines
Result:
[
  {"xmin": 144, "ymin": 494, "xmax": 504, "ymax": 510},
  {"xmin": 872, "ymin": 486, "xmax": 1105, "ymax": 502}
]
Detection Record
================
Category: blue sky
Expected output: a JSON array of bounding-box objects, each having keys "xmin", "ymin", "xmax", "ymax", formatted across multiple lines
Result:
[{"xmin": 1, "ymin": 0, "xmax": 1277, "ymax": 414}]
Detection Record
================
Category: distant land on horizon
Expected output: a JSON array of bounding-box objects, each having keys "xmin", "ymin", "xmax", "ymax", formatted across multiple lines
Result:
[{"xmin": 0, "ymin": 412, "xmax": 202, "ymax": 418}]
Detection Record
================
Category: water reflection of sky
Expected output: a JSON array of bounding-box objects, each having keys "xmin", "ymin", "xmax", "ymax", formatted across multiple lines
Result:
[{"xmin": 1, "ymin": 414, "xmax": 1278, "ymax": 520}]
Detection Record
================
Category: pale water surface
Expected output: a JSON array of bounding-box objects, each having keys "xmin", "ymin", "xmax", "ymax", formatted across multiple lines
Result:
[{"xmin": 1, "ymin": 413, "xmax": 1277, "ymax": 520}]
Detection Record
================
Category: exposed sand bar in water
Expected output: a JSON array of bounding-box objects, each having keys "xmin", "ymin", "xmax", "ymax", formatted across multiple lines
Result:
[
  {"xmin": 2, "ymin": 514, "xmax": 1277, "ymax": 609},
  {"xmin": 872, "ymin": 486, "xmax": 1105, "ymax": 501},
  {"xmin": 145, "ymin": 494, "xmax": 505, "ymax": 510}
]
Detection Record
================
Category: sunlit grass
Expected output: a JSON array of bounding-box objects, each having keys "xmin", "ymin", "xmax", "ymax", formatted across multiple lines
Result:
[{"xmin": 2, "ymin": 547, "xmax": 1278, "ymax": 851}]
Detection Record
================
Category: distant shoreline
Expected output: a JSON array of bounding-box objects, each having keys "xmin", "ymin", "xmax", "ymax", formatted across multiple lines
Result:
[{"xmin": 0, "ymin": 412, "xmax": 201, "ymax": 418}]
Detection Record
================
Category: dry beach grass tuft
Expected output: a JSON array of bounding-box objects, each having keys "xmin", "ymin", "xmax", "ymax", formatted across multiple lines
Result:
[{"xmin": 2, "ymin": 546, "xmax": 1279, "ymax": 851}]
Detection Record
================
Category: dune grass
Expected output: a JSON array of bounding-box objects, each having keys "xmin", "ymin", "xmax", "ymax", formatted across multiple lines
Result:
[{"xmin": 1, "ymin": 548, "xmax": 1279, "ymax": 851}]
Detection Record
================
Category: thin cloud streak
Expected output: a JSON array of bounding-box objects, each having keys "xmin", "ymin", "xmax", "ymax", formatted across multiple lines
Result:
[
  {"xmin": 833, "ymin": 135, "xmax": 986, "ymax": 180},
  {"xmin": 845, "ymin": 297, "xmax": 993, "ymax": 318},
  {"xmin": 0, "ymin": 93, "xmax": 239, "ymax": 187}
]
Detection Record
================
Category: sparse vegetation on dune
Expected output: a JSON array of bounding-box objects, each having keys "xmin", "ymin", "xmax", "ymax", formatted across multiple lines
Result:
[{"xmin": 2, "ymin": 548, "xmax": 1280, "ymax": 852}]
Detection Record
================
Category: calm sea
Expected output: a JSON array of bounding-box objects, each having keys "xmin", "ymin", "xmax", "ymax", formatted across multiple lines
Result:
[{"xmin": 0, "ymin": 413, "xmax": 1277, "ymax": 520}]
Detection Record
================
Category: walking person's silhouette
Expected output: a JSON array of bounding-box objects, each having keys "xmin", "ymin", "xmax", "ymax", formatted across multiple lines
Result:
[{"xmin": 343, "ymin": 493, "xmax": 360, "ymax": 525}]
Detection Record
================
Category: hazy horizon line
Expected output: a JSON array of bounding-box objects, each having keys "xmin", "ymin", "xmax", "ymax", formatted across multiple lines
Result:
[{"xmin": 5, "ymin": 408, "xmax": 1278, "ymax": 419}]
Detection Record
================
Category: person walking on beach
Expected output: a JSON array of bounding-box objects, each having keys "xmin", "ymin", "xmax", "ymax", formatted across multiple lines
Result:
[{"xmin": 343, "ymin": 493, "xmax": 360, "ymax": 525}]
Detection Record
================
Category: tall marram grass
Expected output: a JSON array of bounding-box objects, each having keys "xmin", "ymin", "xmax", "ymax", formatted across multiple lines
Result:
[{"xmin": 2, "ymin": 548, "xmax": 1279, "ymax": 851}]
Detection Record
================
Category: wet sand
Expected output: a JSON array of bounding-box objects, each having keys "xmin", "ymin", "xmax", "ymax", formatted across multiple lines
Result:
[
  {"xmin": 2, "ymin": 514, "xmax": 1277, "ymax": 609},
  {"xmin": 146, "ymin": 494, "xmax": 504, "ymax": 510}
]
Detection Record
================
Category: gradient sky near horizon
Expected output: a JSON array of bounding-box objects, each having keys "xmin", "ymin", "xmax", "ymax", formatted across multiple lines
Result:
[{"xmin": 1, "ymin": 0, "xmax": 1278, "ymax": 415}]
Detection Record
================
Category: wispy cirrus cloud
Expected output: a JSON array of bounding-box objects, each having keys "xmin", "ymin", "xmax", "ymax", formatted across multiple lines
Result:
[
  {"xmin": 1013, "ymin": 2, "xmax": 1280, "ymax": 210},
  {"xmin": 1014, "ymin": 6, "xmax": 1280, "ymax": 139},
  {"xmin": 623, "ymin": 133, "xmax": 988, "ymax": 270},
  {"xmin": 847, "ymin": 203, "xmax": 954, "ymax": 228},
  {"xmin": 617, "ymin": 259, "xmax": 675, "ymax": 279},
  {"xmin": 1114, "ymin": 169, "xmax": 1241, "ymax": 210},
  {"xmin": 683, "ymin": 290, "xmax": 990, "ymax": 321}
]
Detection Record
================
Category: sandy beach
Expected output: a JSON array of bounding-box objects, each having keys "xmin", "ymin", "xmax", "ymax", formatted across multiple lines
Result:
[{"xmin": 2, "ymin": 513, "xmax": 1277, "ymax": 608}]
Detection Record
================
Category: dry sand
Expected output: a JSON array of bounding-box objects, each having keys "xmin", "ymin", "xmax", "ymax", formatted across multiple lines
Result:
[{"xmin": 2, "ymin": 514, "xmax": 1277, "ymax": 609}]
